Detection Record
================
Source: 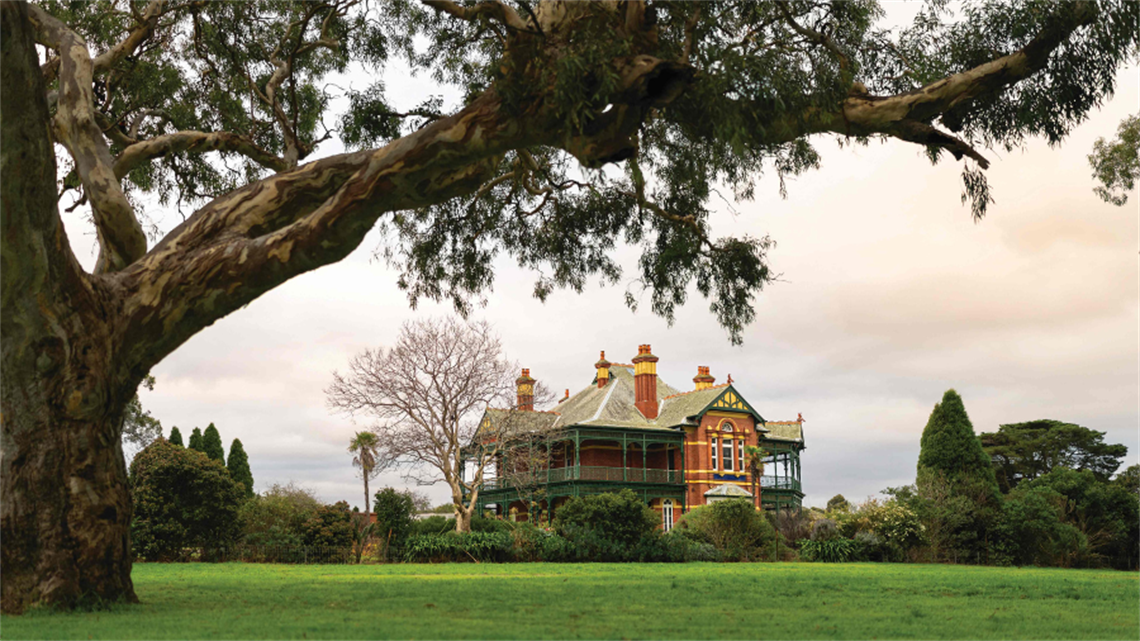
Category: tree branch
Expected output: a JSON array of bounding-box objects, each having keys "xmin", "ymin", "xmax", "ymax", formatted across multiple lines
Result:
[
  {"xmin": 422, "ymin": 0, "xmax": 532, "ymax": 33},
  {"xmin": 28, "ymin": 4, "xmax": 147, "ymax": 274},
  {"xmin": 114, "ymin": 131, "xmax": 289, "ymax": 178}
]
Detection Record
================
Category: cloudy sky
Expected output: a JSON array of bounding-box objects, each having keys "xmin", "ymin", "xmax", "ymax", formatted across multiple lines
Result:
[{"xmin": 63, "ymin": 10, "xmax": 1139, "ymax": 510}]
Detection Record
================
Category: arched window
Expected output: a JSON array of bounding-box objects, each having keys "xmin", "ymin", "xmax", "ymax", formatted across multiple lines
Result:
[{"xmin": 662, "ymin": 499, "xmax": 674, "ymax": 532}]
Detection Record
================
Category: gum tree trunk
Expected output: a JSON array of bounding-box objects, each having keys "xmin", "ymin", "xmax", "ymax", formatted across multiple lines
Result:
[{"xmin": 1, "ymin": 2, "xmax": 137, "ymax": 613}]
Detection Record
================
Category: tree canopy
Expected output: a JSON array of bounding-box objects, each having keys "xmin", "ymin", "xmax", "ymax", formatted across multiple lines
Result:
[{"xmin": 980, "ymin": 419, "xmax": 1128, "ymax": 493}]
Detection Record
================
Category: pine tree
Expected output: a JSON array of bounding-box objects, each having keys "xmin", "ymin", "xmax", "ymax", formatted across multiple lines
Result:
[
  {"xmin": 226, "ymin": 439, "xmax": 255, "ymax": 498},
  {"xmin": 202, "ymin": 423, "xmax": 225, "ymax": 464},
  {"xmin": 188, "ymin": 427, "xmax": 204, "ymax": 452},
  {"xmin": 169, "ymin": 427, "xmax": 183, "ymax": 447}
]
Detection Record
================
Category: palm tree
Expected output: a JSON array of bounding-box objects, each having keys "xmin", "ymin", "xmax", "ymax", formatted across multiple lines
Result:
[
  {"xmin": 743, "ymin": 445, "xmax": 768, "ymax": 509},
  {"xmin": 348, "ymin": 431, "xmax": 382, "ymax": 515}
]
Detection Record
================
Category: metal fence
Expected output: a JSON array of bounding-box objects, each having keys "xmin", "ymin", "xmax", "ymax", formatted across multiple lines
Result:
[{"xmin": 135, "ymin": 544, "xmax": 357, "ymax": 564}]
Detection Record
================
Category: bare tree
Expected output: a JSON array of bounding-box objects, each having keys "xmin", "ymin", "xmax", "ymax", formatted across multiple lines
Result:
[
  {"xmin": 327, "ymin": 318, "xmax": 520, "ymax": 533},
  {"xmin": 494, "ymin": 411, "xmax": 561, "ymax": 524}
]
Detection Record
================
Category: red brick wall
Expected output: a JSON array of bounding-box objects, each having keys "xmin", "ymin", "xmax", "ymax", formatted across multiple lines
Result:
[{"xmin": 683, "ymin": 412, "xmax": 760, "ymax": 510}]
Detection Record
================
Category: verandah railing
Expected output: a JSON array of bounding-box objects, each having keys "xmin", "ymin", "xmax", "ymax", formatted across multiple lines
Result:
[{"xmin": 479, "ymin": 466, "xmax": 682, "ymax": 491}]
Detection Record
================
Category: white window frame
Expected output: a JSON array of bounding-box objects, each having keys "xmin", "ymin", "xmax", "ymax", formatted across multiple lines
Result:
[
  {"xmin": 722, "ymin": 437, "xmax": 733, "ymax": 471},
  {"xmin": 662, "ymin": 499, "xmax": 674, "ymax": 532},
  {"xmin": 711, "ymin": 437, "xmax": 719, "ymax": 470}
]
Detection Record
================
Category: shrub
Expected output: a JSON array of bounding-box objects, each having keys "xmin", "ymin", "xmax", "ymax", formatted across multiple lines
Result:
[
  {"xmin": 302, "ymin": 501, "xmax": 353, "ymax": 548},
  {"xmin": 404, "ymin": 532, "xmax": 512, "ymax": 563},
  {"xmin": 373, "ymin": 488, "xmax": 415, "ymax": 561},
  {"xmin": 130, "ymin": 439, "xmax": 244, "ymax": 561},
  {"xmin": 240, "ymin": 482, "xmax": 321, "ymax": 547},
  {"xmin": 553, "ymin": 490, "xmax": 659, "ymax": 548},
  {"xmin": 674, "ymin": 500, "xmax": 776, "ymax": 561},
  {"xmin": 800, "ymin": 538, "xmax": 859, "ymax": 562},
  {"xmin": 810, "ymin": 518, "xmax": 839, "ymax": 541}
]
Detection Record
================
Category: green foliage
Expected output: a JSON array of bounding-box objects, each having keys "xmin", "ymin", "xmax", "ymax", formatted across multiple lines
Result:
[
  {"xmin": 552, "ymin": 490, "xmax": 659, "ymax": 549},
  {"xmin": 673, "ymin": 500, "xmax": 777, "ymax": 561},
  {"xmin": 994, "ymin": 484, "xmax": 1084, "ymax": 567},
  {"xmin": 833, "ymin": 498, "xmax": 924, "ymax": 561},
  {"xmin": 301, "ymin": 501, "xmax": 354, "ymax": 550},
  {"xmin": 980, "ymin": 419, "xmax": 1128, "ymax": 492},
  {"xmin": 826, "ymin": 494, "xmax": 850, "ymax": 513},
  {"xmin": 918, "ymin": 390, "xmax": 999, "ymax": 494},
  {"xmin": 201, "ymin": 423, "xmax": 225, "ymax": 464},
  {"xmin": 1089, "ymin": 114, "xmax": 1140, "ymax": 205},
  {"xmin": 226, "ymin": 439, "xmax": 255, "ymax": 498},
  {"xmin": 799, "ymin": 538, "xmax": 860, "ymax": 563},
  {"xmin": 1021, "ymin": 468, "xmax": 1139, "ymax": 570},
  {"xmin": 129, "ymin": 440, "xmax": 244, "ymax": 561},
  {"xmin": 915, "ymin": 390, "xmax": 1001, "ymax": 562},
  {"xmin": 239, "ymin": 483, "xmax": 322, "ymax": 550},
  {"xmin": 122, "ymin": 375, "xmax": 162, "ymax": 451},
  {"xmin": 372, "ymin": 488, "xmax": 415, "ymax": 561},
  {"xmin": 403, "ymin": 531, "xmax": 513, "ymax": 563},
  {"xmin": 188, "ymin": 427, "xmax": 204, "ymax": 452},
  {"xmin": 168, "ymin": 426, "xmax": 183, "ymax": 447},
  {"xmin": 1114, "ymin": 464, "xmax": 1140, "ymax": 497}
]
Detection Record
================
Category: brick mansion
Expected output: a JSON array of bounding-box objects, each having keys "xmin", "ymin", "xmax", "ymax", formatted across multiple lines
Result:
[{"xmin": 468, "ymin": 345, "xmax": 805, "ymax": 530}]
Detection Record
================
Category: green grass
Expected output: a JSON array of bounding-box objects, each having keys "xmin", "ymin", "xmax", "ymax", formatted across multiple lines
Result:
[{"xmin": 3, "ymin": 563, "xmax": 1137, "ymax": 640}]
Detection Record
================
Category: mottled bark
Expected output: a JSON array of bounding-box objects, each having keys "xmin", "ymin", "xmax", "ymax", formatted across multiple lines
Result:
[{"xmin": 1, "ymin": 2, "xmax": 136, "ymax": 614}]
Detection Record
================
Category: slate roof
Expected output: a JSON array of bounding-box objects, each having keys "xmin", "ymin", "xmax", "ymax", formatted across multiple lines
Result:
[
  {"xmin": 479, "ymin": 408, "xmax": 559, "ymax": 438},
  {"xmin": 550, "ymin": 366, "xmax": 682, "ymax": 430},
  {"xmin": 763, "ymin": 421, "xmax": 804, "ymax": 443},
  {"xmin": 478, "ymin": 364, "xmax": 805, "ymax": 445}
]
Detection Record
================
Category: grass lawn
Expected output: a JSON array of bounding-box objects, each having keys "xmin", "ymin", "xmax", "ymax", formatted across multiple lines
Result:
[{"xmin": 2, "ymin": 562, "xmax": 1137, "ymax": 640}]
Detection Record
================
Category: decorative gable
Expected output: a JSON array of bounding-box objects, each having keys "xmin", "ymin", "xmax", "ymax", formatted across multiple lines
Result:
[{"xmin": 700, "ymin": 386, "xmax": 765, "ymax": 423}]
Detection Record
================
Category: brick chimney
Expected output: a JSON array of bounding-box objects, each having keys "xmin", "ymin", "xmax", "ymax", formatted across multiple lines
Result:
[
  {"xmin": 595, "ymin": 351, "xmax": 611, "ymax": 388},
  {"xmin": 632, "ymin": 344, "xmax": 659, "ymax": 419},
  {"xmin": 516, "ymin": 368, "xmax": 535, "ymax": 411},
  {"xmin": 693, "ymin": 366, "xmax": 715, "ymax": 391}
]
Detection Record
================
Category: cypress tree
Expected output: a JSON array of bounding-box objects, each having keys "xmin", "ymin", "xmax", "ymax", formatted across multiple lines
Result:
[
  {"xmin": 917, "ymin": 389, "xmax": 998, "ymax": 493},
  {"xmin": 169, "ymin": 426, "xmax": 184, "ymax": 447},
  {"xmin": 188, "ymin": 427, "xmax": 204, "ymax": 452},
  {"xmin": 226, "ymin": 439, "xmax": 255, "ymax": 498},
  {"xmin": 202, "ymin": 423, "xmax": 225, "ymax": 464},
  {"xmin": 916, "ymin": 389, "xmax": 1002, "ymax": 562}
]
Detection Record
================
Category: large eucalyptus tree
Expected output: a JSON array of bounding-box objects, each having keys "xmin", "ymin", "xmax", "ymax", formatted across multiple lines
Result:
[{"xmin": 1, "ymin": 0, "xmax": 1136, "ymax": 612}]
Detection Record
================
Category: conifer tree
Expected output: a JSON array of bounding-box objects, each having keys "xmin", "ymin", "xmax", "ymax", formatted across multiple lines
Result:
[
  {"xmin": 226, "ymin": 439, "xmax": 255, "ymax": 498},
  {"xmin": 168, "ymin": 427, "xmax": 183, "ymax": 447},
  {"xmin": 202, "ymin": 424, "xmax": 225, "ymax": 464},
  {"xmin": 916, "ymin": 389, "xmax": 1002, "ymax": 562},
  {"xmin": 918, "ymin": 390, "xmax": 999, "ymax": 493},
  {"xmin": 188, "ymin": 427, "xmax": 204, "ymax": 452}
]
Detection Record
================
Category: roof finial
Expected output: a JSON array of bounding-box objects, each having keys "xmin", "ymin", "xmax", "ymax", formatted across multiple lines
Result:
[
  {"xmin": 797, "ymin": 412, "xmax": 804, "ymax": 423},
  {"xmin": 726, "ymin": 373, "xmax": 733, "ymax": 384}
]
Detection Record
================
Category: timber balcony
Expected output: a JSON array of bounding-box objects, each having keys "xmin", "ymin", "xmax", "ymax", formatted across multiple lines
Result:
[{"xmin": 479, "ymin": 465, "xmax": 684, "ymax": 491}]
